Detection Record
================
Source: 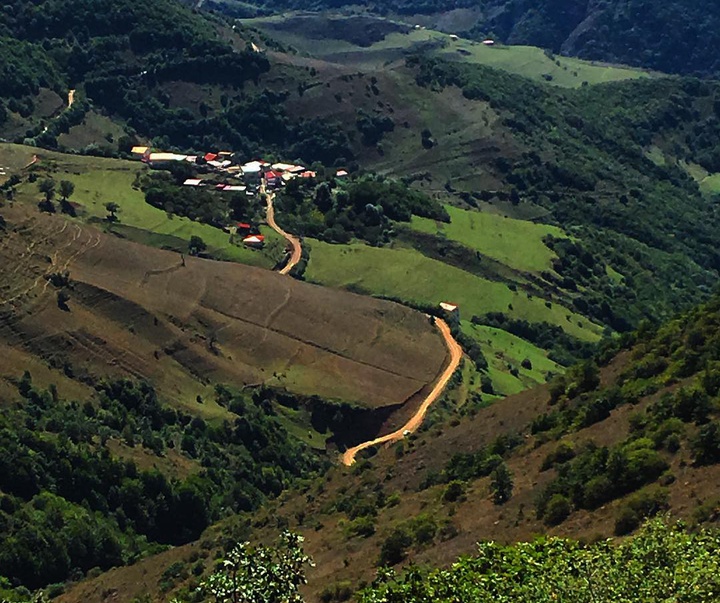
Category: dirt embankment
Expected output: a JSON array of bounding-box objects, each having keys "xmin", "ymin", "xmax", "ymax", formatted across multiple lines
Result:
[{"xmin": 341, "ymin": 317, "xmax": 463, "ymax": 465}]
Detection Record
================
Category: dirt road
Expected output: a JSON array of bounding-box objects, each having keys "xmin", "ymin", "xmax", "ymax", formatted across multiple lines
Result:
[
  {"xmin": 341, "ymin": 317, "xmax": 463, "ymax": 465},
  {"xmin": 265, "ymin": 191, "xmax": 303, "ymax": 275},
  {"xmin": 68, "ymin": 89, "xmax": 75, "ymax": 108}
]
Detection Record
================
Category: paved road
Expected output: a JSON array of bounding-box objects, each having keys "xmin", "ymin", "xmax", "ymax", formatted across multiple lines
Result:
[
  {"xmin": 341, "ymin": 317, "xmax": 463, "ymax": 466},
  {"xmin": 265, "ymin": 191, "xmax": 302, "ymax": 275}
]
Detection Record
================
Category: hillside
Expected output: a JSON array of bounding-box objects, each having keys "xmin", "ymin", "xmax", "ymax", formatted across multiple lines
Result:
[
  {"xmin": 221, "ymin": 0, "xmax": 720, "ymax": 77},
  {"xmin": 0, "ymin": 201, "xmax": 446, "ymax": 413},
  {"xmin": 50, "ymin": 291, "xmax": 720, "ymax": 603},
  {"xmin": 2, "ymin": 2, "xmax": 720, "ymax": 601}
]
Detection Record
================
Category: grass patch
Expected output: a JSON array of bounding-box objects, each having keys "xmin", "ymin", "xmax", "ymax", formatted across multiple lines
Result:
[
  {"xmin": 461, "ymin": 320, "xmax": 562, "ymax": 397},
  {"xmin": 305, "ymin": 239, "xmax": 601, "ymax": 341},
  {"xmin": 410, "ymin": 205, "xmax": 564, "ymax": 272},
  {"xmin": 275, "ymin": 404, "xmax": 330, "ymax": 451},
  {"xmin": 436, "ymin": 38, "xmax": 651, "ymax": 88}
]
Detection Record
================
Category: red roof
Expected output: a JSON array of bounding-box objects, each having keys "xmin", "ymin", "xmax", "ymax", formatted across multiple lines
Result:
[
  {"xmin": 237, "ymin": 222, "xmax": 251, "ymax": 229},
  {"xmin": 204, "ymin": 153, "xmax": 218, "ymax": 162},
  {"xmin": 265, "ymin": 170, "xmax": 282, "ymax": 179}
]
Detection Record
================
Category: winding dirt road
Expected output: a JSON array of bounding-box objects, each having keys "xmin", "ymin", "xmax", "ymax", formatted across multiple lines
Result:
[
  {"xmin": 68, "ymin": 89, "xmax": 76, "ymax": 108},
  {"xmin": 265, "ymin": 191, "xmax": 303, "ymax": 275},
  {"xmin": 341, "ymin": 317, "xmax": 463, "ymax": 466},
  {"xmin": 263, "ymin": 180, "xmax": 463, "ymax": 463}
]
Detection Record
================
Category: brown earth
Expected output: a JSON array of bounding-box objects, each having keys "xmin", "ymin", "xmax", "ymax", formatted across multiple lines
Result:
[{"xmin": 0, "ymin": 204, "xmax": 446, "ymax": 413}]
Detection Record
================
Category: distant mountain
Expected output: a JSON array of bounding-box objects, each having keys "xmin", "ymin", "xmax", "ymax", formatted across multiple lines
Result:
[{"xmin": 223, "ymin": 0, "xmax": 720, "ymax": 76}]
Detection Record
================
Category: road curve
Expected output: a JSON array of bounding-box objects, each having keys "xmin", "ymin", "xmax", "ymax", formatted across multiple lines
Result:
[
  {"xmin": 341, "ymin": 317, "xmax": 463, "ymax": 466},
  {"xmin": 265, "ymin": 192, "xmax": 302, "ymax": 275}
]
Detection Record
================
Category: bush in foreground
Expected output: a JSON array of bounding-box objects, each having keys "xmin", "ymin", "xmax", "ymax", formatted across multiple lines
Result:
[{"xmin": 362, "ymin": 518, "xmax": 720, "ymax": 603}]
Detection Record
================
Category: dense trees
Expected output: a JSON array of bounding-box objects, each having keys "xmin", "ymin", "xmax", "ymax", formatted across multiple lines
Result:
[
  {"xmin": 275, "ymin": 175, "xmax": 449, "ymax": 245},
  {"xmin": 0, "ymin": 376, "xmax": 322, "ymax": 590}
]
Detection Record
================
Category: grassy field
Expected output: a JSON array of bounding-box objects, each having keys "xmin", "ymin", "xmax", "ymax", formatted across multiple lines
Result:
[
  {"xmin": 410, "ymin": 205, "xmax": 565, "ymax": 272},
  {"xmin": 462, "ymin": 321, "xmax": 562, "ymax": 396},
  {"xmin": 1, "ymin": 144, "xmax": 280, "ymax": 268},
  {"xmin": 679, "ymin": 160, "xmax": 720, "ymax": 197},
  {"xmin": 435, "ymin": 37, "xmax": 650, "ymax": 88},
  {"xmin": 305, "ymin": 239, "xmax": 602, "ymax": 342}
]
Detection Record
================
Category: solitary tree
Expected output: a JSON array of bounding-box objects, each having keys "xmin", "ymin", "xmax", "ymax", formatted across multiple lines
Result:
[
  {"xmin": 59, "ymin": 180, "xmax": 75, "ymax": 201},
  {"xmin": 39, "ymin": 178, "xmax": 55, "ymax": 202},
  {"xmin": 189, "ymin": 235, "xmax": 207, "ymax": 256},
  {"xmin": 105, "ymin": 202, "xmax": 120, "ymax": 222},
  {"xmin": 490, "ymin": 462, "xmax": 514, "ymax": 505}
]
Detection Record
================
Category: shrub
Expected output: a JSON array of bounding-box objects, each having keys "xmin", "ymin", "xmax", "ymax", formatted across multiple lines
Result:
[{"xmin": 544, "ymin": 494, "xmax": 571, "ymax": 526}]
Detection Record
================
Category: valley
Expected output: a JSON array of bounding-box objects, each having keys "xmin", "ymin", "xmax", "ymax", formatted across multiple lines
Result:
[{"xmin": 1, "ymin": 1, "xmax": 720, "ymax": 602}]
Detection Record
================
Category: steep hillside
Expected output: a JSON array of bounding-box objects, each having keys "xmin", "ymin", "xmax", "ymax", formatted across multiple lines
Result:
[{"xmin": 51, "ymin": 292, "xmax": 720, "ymax": 602}]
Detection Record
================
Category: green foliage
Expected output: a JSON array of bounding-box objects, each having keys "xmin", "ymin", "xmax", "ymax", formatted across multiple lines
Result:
[
  {"xmin": 472, "ymin": 313, "xmax": 593, "ymax": 366},
  {"xmin": 200, "ymin": 531, "xmax": 312, "ymax": 603},
  {"xmin": 0, "ymin": 377, "xmax": 322, "ymax": 590},
  {"xmin": 536, "ymin": 439, "xmax": 668, "ymax": 524},
  {"xmin": 490, "ymin": 462, "xmax": 513, "ymax": 505},
  {"xmin": 361, "ymin": 518, "xmax": 720, "ymax": 602},
  {"xmin": 378, "ymin": 528, "xmax": 412, "ymax": 567},
  {"xmin": 276, "ymin": 175, "xmax": 448, "ymax": 246}
]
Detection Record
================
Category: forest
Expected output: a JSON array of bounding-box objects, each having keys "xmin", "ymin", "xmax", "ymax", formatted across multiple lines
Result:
[
  {"xmin": 0, "ymin": 0, "xmax": 353, "ymax": 163},
  {"xmin": 0, "ymin": 375, "xmax": 323, "ymax": 590}
]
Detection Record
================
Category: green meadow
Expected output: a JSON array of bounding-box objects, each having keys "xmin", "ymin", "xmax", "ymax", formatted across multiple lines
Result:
[
  {"xmin": 410, "ymin": 204, "xmax": 565, "ymax": 272},
  {"xmin": 305, "ymin": 239, "xmax": 602, "ymax": 342},
  {"xmin": 436, "ymin": 38, "xmax": 651, "ymax": 88}
]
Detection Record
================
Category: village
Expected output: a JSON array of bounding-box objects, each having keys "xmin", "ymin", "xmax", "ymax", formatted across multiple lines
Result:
[{"xmin": 129, "ymin": 144, "xmax": 348, "ymax": 248}]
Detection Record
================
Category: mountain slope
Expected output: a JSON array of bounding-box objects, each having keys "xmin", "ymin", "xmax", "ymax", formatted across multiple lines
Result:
[{"xmin": 221, "ymin": 0, "xmax": 720, "ymax": 76}]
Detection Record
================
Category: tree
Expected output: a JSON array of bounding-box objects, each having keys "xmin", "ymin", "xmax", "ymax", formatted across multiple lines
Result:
[
  {"xmin": 188, "ymin": 235, "xmax": 207, "ymax": 256},
  {"xmin": 105, "ymin": 202, "xmax": 120, "ymax": 222},
  {"xmin": 490, "ymin": 462, "xmax": 513, "ymax": 505},
  {"xmin": 378, "ymin": 528, "xmax": 413, "ymax": 567},
  {"xmin": 39, "ymin": 178, "xmax": 55, "ymax": 202},
  {"xmin": 200, "ymin": 532, "xmax": 312, "ymax": 603},
  {"xmin": 59, "ymin": 180, "xmax": 75, "ymax": 201},
  {"xmin": 691, "ymin": 421, "xmax": 720, "ymax": 465}
]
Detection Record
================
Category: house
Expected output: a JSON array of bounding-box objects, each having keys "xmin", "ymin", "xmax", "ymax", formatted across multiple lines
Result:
[
  {"xmin": 146, "ymin": 153, "xmax": 188, "ymax": 167},
  {"xmin": 336, "ymin": 169, "xmax": 349, "ymax": 178},
  {"xmin": 131, "ymin": 146, "xmax": 149, "ymax": 155},
  {"xmin": 204, "ymin": 152, "xmax": 218, "ymax": 162},
  {"xmin": 221, "ymin": 185, "xmax": 247, "ymax": 192},
  {"xmin": 241, "ymin": 161, "xmax": 264, "ymax": 182},
  {"xmin": 237, "ymin": 222, "xmax": 252, "ymax": 234},
  {"xmin": 482, "ymin": 39, "xmax": 495, "ymax": 46},
  {"xmin": 449, "ymin": 34, "xmax": 459, "ymax": 41},
  {"xmin": 264, "ymin": 170, "xmax": 283, "ymax": 188},
  {"xmin": 243, "ymin": 234, "xmax": 265, "ymax": 248},
  {"xmin": 439, "ymin": 302, "xmax": 460, "ymax": 323},
  {"xmin": 300, "ymin": 171, "xmax": 317, "ymax": 179},
  {"xmin": 183, "ymin": 178, "xmax": 204, "ymax": 187}
]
